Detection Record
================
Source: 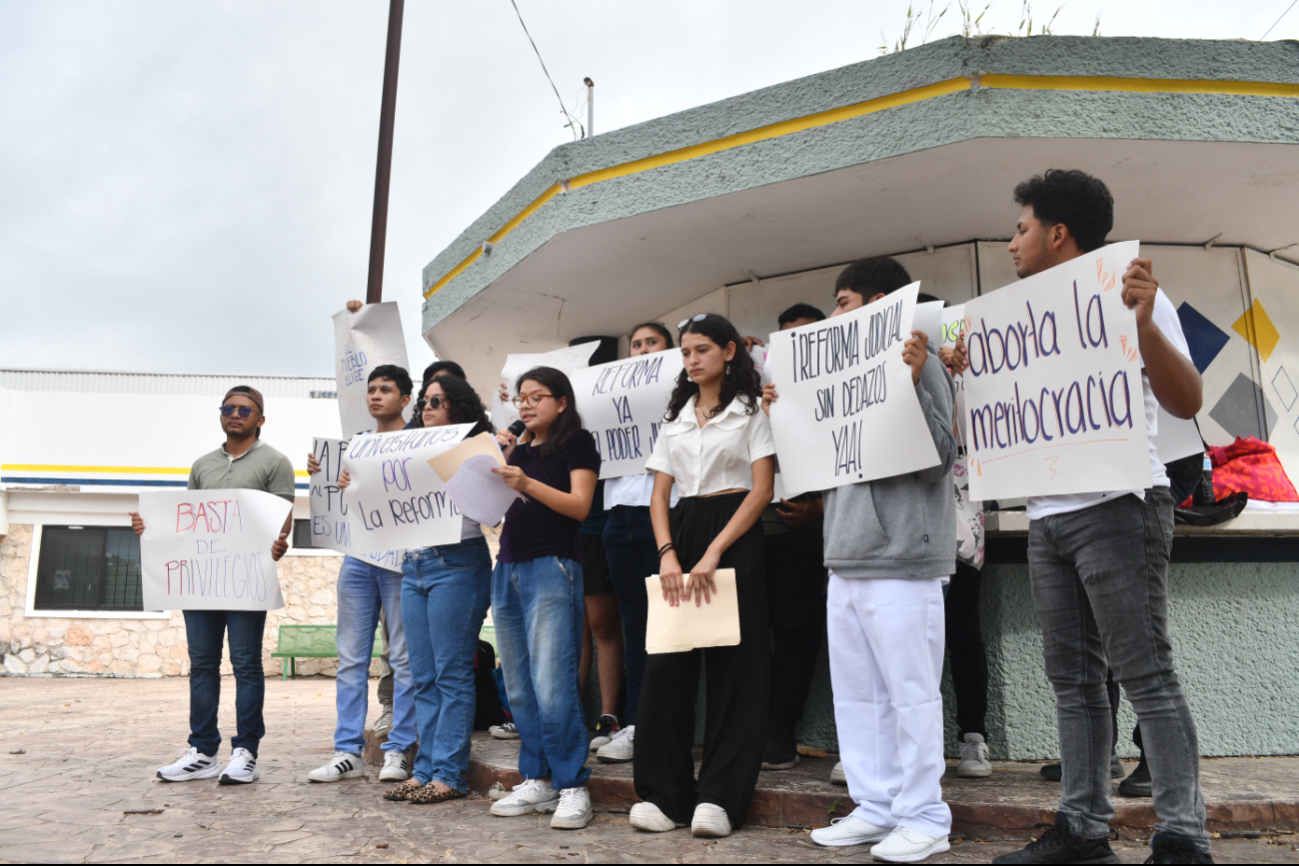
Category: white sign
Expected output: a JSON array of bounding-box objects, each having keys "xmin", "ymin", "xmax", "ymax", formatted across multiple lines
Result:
[
  {"xmin": 961, "ymin": 241, "xmax": 1151, "ymax": 501},
  {"xmin": 491, "ymin": 343, "xmax": 600, "ymax": 430},
  {"xmin": 943, "ymin": 304, "xmax": 971, "ymax": 447},
  {"xmin": 139, "ymin": 488, "xmax": 293, "ymax": 611},
  {"xmin": 767, "ymin": 283, "xmax": 942, "ymax": 495},
  {"xmin": 569, "ymin": 352, "xmax": 683, "ymax": 479},
  {"xmin": 912, "ymin": 301, "xmax": 945, "ymax": 349},
  {"xmin": 308, "ymin": 437, "xmax": 402, "ymax": 572},
  {"xmin": 341, "ymin": 424, "xmax": 475, "ymax": 554},
  {"xmin": 334, "ymin": 302, "xmax": 411, "ymax": 438}
]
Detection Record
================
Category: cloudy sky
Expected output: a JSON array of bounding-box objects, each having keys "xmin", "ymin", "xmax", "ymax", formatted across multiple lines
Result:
[{"xmin": 2, "ymin": 0, "xmax": 1294, "ymax": 378}]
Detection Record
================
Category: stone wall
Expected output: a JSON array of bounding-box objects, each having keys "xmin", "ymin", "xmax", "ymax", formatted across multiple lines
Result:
[{"xmin": 0, "ymin": 524, "xmax": 345, "ymax": 678}]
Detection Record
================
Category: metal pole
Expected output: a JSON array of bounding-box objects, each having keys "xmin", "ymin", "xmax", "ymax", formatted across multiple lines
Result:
[
  {"xmin": 365, "ymin": 0, "xmax": 405, "ymax": 304},
  {"xmin": 584, "ymin": 77, "xmax": 594, "ymax": 138}
]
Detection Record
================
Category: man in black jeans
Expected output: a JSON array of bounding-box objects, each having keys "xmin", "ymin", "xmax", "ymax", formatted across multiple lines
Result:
[{"xmin": 758, "ymin": 303, "xmax": 831, "ymax": 772}]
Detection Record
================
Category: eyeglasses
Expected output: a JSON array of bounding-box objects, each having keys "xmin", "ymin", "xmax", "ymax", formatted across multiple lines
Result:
[
  {"xmin": 220, "ymin": 406, "xmax": 254, "ymax": 418},
  {"xmin": 511, "ymin": 393, "xmax": 554, "ymax": 409},
  {"xmin": 421, "ymin": 396, "xmax": 445, "ymax": 411},
  {"xmin": 677, "ymin": 313, "xmax": 710, "ymax": 331}
]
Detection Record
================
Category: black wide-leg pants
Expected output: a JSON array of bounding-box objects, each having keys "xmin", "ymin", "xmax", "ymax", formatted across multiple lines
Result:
[{"xmin": 633, "ymin": 492, "xmax": 771, "ymax": 828}]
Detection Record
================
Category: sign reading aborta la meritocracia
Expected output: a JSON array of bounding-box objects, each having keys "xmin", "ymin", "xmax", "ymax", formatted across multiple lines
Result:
[
  {"xmin": 961, "ymin": 240, "xmax": 1151, "ymax": 502},
  {"xmin": 139, "ymin": 488, "xmax": 294, "ymax": 611},
  {"xmin": 569, "ymin": 351, "xmax": 684, "ymax": 479},
  {"xmin": 766, "ymin": 282, "xmax": 942, "ymax": 496}
]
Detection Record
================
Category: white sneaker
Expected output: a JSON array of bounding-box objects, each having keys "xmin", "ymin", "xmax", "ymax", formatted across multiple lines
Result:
[
  {"xmin": 810, "ymin": 815, "xmax": 893, "ymax": 847},
  {"xmin": 630, "ymin": 801, "xmax": 684, "ymax": 832},
  {"xmin": 830, "ymin": 761, "xmax": 847, "ymax": 786},
  {"xmin": 379, "ymin": 750, "xmax": 410, "ymax": 782},
  {"xmin": 489, "ymin": 722, "xmax": 520, "ymax": 740},
  {"xmin": 307, "ymin": 752, "xmax": 364, "ymax": 782},
  {"xmin": 373, "ymin": 705, "xmax": 394, "ymax": 737},
  {"xmin": 957, "ymin": 733, "xmax": 992, "ymax": 778},
  {"xmin": 551, "ymin": 786, "xmax": 593, "ymax": 830},
  {"xmin": 690, "ymin": 802, "xmax": 731, "ymax": 838},
  {"xmin": 219, "ymin": 747, "xmax": 259, "ymax": 786},
  {"xmin": 490, "ymin": 778, "xmax": 560, "ymax": 817},
  {"xmin": 596, "ymin": 725, "xmax": 634, "ymax": 763},
  {"xmin": 156, "ymin": 747, "xmax": 219, "ymax": 783},
  {"xmin": 870, "ymin": 826, "xmax": 950, "ymax": 863}
]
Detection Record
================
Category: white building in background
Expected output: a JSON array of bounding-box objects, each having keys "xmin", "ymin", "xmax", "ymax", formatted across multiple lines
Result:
[{"xmin": 0, "ymin": 369, "xmax": 347, "ymax": 677}]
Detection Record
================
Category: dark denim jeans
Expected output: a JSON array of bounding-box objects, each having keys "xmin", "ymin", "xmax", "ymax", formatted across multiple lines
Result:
[
  {"xmin": 1029, "ymin": 487, "xmax": 1208, "ymax": 851},
  {"xmin": 183, "ymin": 609, "xmax": 267, "ymax": 757},
  {"xmin": 401, "ymin": 538, "xmax": 492, "ymax": 791},
  {"xmin": 492, "ymin": 556, "xmax": 591, "ymax": 790},
  {"xmin": 602, "ymin": 506, "xmax": 656, "ymax": 727}
]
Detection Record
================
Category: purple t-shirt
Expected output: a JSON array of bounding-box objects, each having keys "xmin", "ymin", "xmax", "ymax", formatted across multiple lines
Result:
[{"xmin": 497, "ymin": 430, "xmax": 602, "ymax": 564}]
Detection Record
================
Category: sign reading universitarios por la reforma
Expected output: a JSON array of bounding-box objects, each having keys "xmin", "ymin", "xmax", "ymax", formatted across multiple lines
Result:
[
  {"xmin": 961, "ymin": 240, "xmax": 1151, "ymax": 501},
  {"xmin": 139, "ymin": 488, "xmax": 294, "ymax": 611},
  {"xmin": 569, "ymin": 352, "xmax": 684, "ymax": 479},
  {"xmin": 766, "ymin": 282, "xmax": 941, "ymax": 496}
]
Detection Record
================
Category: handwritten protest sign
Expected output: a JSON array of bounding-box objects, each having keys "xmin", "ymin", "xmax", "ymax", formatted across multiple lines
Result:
[
  {"xmin": 569, "ymin": 352, "xmax": 684, "ymax": 479},
  {"xmin": 428, "ymin": 432, "xmax": 521, "ymax": 526},
  {"xmin": 767, "ymin": 283, "xmax": 941, "ymax": 496},
  {"xmin": 341, "ymin": 424, "xmax": 475, "ymax": 554},
  {"xmin": 961, "ymin": 241, "xmax": 1151, "ymax": 501},
  {"xmin": 491, "ymin": 344, "xmax": 600, "ymax": 430},
  {"xmin": 308, "ymin": 437, "xmax": 402, "ymax": 572},
  {"xmin": 139, "ymin": 488, "xmax": 293, "ymax": 611},
  {"xmin": 333, "ymin": 302, "xmax": 410, "ymax": 437}
]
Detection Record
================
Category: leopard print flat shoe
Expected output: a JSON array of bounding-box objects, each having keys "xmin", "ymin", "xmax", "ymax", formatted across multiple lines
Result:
[
  {"xmin": 408, "ymin": 783, "xmax": 466, "ymax": 804},
  {"xmin": 383, "ymin": 778, "xmax": 423, "ymax": 801}
]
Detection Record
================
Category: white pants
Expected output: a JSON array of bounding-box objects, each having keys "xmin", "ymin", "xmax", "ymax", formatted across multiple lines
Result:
[{"xmin": 827, "ymin": 572, "xmax": 951, "ymax": 838}]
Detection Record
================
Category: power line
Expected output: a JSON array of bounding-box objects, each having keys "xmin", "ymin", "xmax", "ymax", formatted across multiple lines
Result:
[
  {"xmin": 1262, "ymin": 0, "xmax": 1298, "ymax": 39},
  {"xmin": 506, "ymin": 0, "xmax": 583, "ymax": 138}
]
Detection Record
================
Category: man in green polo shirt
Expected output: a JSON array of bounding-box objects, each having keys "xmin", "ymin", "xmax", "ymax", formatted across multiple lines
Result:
[{"xmin": 131, "ymin": 385, "xmax": 295, "ymax": 786}]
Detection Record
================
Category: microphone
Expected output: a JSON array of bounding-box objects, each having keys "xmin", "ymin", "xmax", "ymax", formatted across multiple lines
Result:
[{"xmin": 508, "ymin": 420, "xmax": 527, "ymax": 438}]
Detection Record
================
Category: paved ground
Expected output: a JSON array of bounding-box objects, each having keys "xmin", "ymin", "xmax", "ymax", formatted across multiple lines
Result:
[{"xmin": 1, "ymin": 677, "xmax": 1296, "ymax": 864}]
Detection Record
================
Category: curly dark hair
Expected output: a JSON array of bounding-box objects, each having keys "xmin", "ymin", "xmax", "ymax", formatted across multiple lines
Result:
[
  {"xmin": 425, "ymin": 374, "xmax": 494, "ymax": 438},
  {"xmin": 1013, "ymin": 169, "xmax": 1114, "ymax": 253},
  {"xmin": 665, "ymin": 314, "xmax": 762, "ymax": 422}
]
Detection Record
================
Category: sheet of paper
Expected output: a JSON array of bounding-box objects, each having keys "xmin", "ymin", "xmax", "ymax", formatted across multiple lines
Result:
[
  {"xmin": 333, "ymin": 302, "xmax": 411, "ymax": 437},
  {"xmin": 961, "ymin": 240, "xmax": 1152, "ymax": 501},
  {"xmin": 912, "ymin": 300, "xmax": 945, "ymax": 349},
  {"xmin": 568, "ymin": 352, "xmax": 684, "ymax": 479},
  {"xmin": 491, "ymin": 343, "xmax": 601, "ymax": 430},
  {"xmin": 644, "ymin": 569, "xmax": 741, "ymax": 654},
  {"xmin": 342, "ymin": 424, "xmax": 476, "ymax": 554},
  {"xmin": 766, "ymin": 282, "xmax": 941, "ymax": 496},
  {"xmin": 428, "ymin": 432, "xmax": 522, "ymax": 526},
  {"xmin": 308, "ymin": 436, "xmax": 402, "ymax": 571},
  {"xmin": 139, "ymin": 488, "xmax": 293, "ymax": 611}
]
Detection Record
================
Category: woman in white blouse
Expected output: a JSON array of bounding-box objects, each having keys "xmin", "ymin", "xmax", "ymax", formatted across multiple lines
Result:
[{"xmin": 630, "ymin": 313, "xmax": 776, "ymax": 839}]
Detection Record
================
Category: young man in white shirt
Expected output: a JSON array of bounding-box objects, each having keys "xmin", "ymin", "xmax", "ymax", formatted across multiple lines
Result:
[{"xmin": 971, "ymin": 170, "xmax": 1210, "ymax": 866}]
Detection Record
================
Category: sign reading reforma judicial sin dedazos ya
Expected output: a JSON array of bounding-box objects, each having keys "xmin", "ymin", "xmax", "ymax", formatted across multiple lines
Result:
[
  {"xmin": 766, "ymin": 282, "xmax": 942, "ymax": 496},
  {"xmin": 138, "ymin": 488, "xmax": 294, "ymax": 611},
  {"xmin": 961, "ymin": 240, "xmax": 1151, "ymax": 502}
]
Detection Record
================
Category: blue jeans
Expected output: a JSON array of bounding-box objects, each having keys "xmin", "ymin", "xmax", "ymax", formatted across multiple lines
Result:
[
  {"xmin": 335, "ymin": 557, "xmax": 415, "ymax": 754},
  {"xmin": 602, "ymin": 506, "xmax": 656, "ymax": 728},
  {"xmin": 401, "ymin": 539, "xmax": 492, "ymax": 791},
  {"xmin": 492, "ymin": 556, "xmax": 590, "ymax": 790},
  {"xmin": 183, "ymin": 609, "xmax": 266, "ymax": 757}
]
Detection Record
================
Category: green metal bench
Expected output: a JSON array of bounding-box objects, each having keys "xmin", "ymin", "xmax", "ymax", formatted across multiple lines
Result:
[{"xmin": 271, "ymin": 624, "xmax": 383, "ymax": 680}]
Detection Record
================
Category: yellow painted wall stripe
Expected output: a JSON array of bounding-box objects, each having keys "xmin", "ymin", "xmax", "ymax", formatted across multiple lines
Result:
[
  {"xmin": 2, "ymin": 464, "xmax": 310, "ymax": 478},
  {"xmin": 424, "ymin": 73, "xmax": 1299, "ymax": 300}
]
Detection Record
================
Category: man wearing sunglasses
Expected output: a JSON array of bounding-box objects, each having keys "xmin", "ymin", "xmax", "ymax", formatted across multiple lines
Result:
[{"xmin": 132, "ymin": 385, "xmax": 296, "ymax": 786}]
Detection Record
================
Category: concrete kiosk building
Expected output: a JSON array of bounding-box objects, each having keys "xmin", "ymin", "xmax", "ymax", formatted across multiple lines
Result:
[{"xmin": 419, "ymin": 36, "xmax": 1299, "ymax": 760}]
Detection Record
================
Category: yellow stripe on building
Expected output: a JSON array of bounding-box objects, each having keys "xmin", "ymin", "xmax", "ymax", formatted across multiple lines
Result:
[{"xmin": 2, "ymin": 464, "xmax": 310, "ymax": 478}]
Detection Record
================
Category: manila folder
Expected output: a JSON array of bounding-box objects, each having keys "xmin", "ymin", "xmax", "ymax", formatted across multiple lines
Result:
[{"xmin": 644, "ymin": 569, "xmax": 741, "ymax": 655}]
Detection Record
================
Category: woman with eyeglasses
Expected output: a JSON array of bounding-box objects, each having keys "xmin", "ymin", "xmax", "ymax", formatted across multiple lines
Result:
[
  {"xmin": 630, "ymin": 313, "xmax": 776, "ymax": 839},
  {"xmin": 485, "ymin": 366, "xmax": 602, "ymax": 831},
  {"xmin": 589, "ymin": 322, "xmax": 677, "ymax": 766},
  {"xmin": 336, "ymin": 374, "xmax": 495, "ymax": 805}
]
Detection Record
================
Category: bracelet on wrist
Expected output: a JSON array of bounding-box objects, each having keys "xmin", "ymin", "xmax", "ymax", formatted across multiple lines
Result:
[{"xmin": 657, "ymin": 542, "xmax": 675, "ymax": 558}]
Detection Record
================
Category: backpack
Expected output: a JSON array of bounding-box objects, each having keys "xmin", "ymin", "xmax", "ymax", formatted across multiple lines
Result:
[
  {"xmin": 472, "ymin": 639, "xmax": 506, "ymax": 730},
  {"xmin": 1208, "ymin": 437, "xmax": 1298, "ymax": 502}
]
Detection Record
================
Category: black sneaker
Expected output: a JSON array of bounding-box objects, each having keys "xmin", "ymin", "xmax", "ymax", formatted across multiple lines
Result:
[
  {"xmin": 589, "ymin": 714, "xmax": 619, "ymax": 752},
  {"xmin": 760, "ymin": 734, "xmax": 799, "ymax": 771},
  {"xmin": 1118, "ymin": 757, "xmax": 1152, "ymax": 798},
  {"xmin": 991, "ymin": 812, "xmax": 1120, "ymax": 864},
  {"xmin": 1039, "ymin": 754, "xmax": 1124, "ymax": 782},
  {"xmin": 1145, "ymin": 832, "xmax": 1213, "ymax": 864}
]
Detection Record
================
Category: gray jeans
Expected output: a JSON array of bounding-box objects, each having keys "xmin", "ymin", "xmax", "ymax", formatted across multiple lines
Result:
[{"xmin": 1029, "ymin": 487, "xmax": 1208, "ymax": 850}]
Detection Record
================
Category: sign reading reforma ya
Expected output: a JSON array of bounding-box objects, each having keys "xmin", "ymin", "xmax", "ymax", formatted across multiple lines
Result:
[{"xmin": 961, "ymin": 240, "xmax": 1151, "ymax": 501}]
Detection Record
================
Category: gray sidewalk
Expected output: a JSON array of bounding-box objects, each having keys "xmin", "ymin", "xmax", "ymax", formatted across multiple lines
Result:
[{"xmin": 1, "ymin": 677, "xmax": 1295, "ymax": 864}]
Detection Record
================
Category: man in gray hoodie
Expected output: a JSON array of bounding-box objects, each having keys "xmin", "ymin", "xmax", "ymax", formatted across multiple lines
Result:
[{"xmin": 764, "ymin": 257, "xmax": 958, "ymax": 863}]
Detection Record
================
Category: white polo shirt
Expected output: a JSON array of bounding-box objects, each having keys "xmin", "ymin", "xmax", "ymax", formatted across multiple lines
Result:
[{"xmin": 644, "ymin": 394, "xmax": 776, "ymax": 497}]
